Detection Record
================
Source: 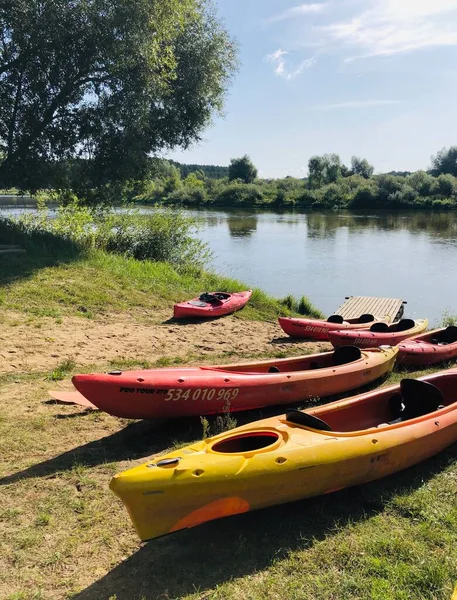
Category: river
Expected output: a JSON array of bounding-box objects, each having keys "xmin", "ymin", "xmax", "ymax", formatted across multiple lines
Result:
[
  {"xmin": 185, "ymin": 208, "xmax": 457, "ymax": 326},
  {"xmin": 1, "ymin": 200, "xmax": 456, "ymax": 325}
]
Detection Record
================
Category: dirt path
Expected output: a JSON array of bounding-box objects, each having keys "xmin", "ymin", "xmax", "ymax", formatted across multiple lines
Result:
[{"xmin": 0, "ymin": 310, "xmax": 328, "ymax": 374}]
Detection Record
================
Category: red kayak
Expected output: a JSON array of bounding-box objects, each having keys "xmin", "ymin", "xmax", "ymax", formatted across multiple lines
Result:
[
  {"xmin": 173, "ymin": 290, "xmax": 252, "ymax": 319},
  {"xmin": 71, "ymin": 346, "xmax": 398, "ymax": 419},
  {"xmin": 328, "ymin": 318, "xmax": 428, "ymax": 348},
  {"xmin": 397, "ymin": 326, "xmax": 457, "ymax": 366},
  {"xmin": 278, "ymin": 313, "xmax": 383, "ymax": 341}
]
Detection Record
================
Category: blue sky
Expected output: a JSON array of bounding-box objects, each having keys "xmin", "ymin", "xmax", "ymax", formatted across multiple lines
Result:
[{"xmin": 167, "ymin": 0, "xmax": 457, "ymax": 178}]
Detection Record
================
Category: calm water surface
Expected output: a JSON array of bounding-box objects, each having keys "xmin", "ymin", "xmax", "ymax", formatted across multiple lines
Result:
[
  {"xmin": 2, "ymin": 201, "xmax": 456, "ymax": 325},
  {"xmin": 186, "ymin": 209, "xmax": 457, "ymax": 326}
]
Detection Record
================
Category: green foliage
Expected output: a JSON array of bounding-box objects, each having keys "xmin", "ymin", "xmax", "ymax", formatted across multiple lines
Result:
[
  {"xmin": 169, "ymin": 160, "xmax": 228, "ymax": 179},
  {"xmin": 280, "ymin": 294, "xmax": 323, "ymax": 319},
  {"xmin": 298, "ymin": 296, "xmax": 321, "ymax": 317},
  {"xmin": 351, "ymin": 156, "xmax": 374, "ymax": 179},
  {"xmin": 0, "ymin": 0, "xmax": 238, "ymax": 195},
  {"xmin": 200, "ymin": 401, "xmax": 237, "ymax": 438},
  {"xmin": 215, "ymin": 182, "xmax": 263, "ymax": 205},
  {"xmin": 10, "ymin": 202, "xmax": 211, "ymax": 268},
  {"xmin": 308, "ymin": 154, "xmax": 342, "ymax": 188},
  {"xmin": 437, "ymin": 174, "xmax": 457, "ymax": 198},
  {"xmin": 228, "ymin": 155, "xmax": 258, "ymax": 184},
  {"xmin": 431, "ymin": 146, "xmax": 457, "ymax": 177},
  {"xmin": 48, "ymin": 359, "xmax": 76, "ymax": 381},
  {"xmin": 280, "ymin": 294, "xmax": 295, "ymax": 311},
  {"xmin": 101, "ymin": 209, "xmax": 211, "ymax": 267},
  {"xmin": 441, "ymin": 311, "xmax": 457, "ymax": 327}
]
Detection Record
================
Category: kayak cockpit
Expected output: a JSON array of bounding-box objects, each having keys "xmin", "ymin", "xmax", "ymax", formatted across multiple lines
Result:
[
  {"xmin": 370, "ymin": 318, "xmax": 415, "ymax": 333},
  {"xmin": 285, "ymin": 374, "xmax": 457, "ymax": 433},
  {"xmin": 430, "ymin": 326, "xmax": 457, "ymax": 345},
  {"xmin": 328, "ymin": 313, "xmax": 375, "ymax": 325},
  {"xmin": 211, "ymin": 431, "xmax": 281, "ymax": 454},
  {"xmin": 206, "ymin": 346, "xmax": 363, "ymax": 374}
]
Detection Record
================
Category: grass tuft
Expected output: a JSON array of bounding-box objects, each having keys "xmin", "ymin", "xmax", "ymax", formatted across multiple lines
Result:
[{"xmin": 48, "ymin": 359, "xmax": 76, "ymax": 381}]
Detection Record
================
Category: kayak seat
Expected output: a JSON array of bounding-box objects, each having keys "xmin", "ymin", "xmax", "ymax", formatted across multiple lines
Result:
[
  {"xmin": 358, "ymin": 313, "xmax": 374, "ymax": 323},
  {"xmin": 390, "ymin": 318, "xmax": 415, "ymax": 332},
  {"xmin": 400, "ymin": 379, "xmax": 443, "ymax": 420},
  {"xmin": 199, "ymin": 292, "xmax": 219, "ymax": 303},
  {"xmin": 387, "ymin": 393, "xmax": 405, "ymax": 424},
  {"xmin": 327, "ymin": 314, "xmax": 344, "ymax": 324},
  {"xmin": 333, "ymin": 345, "xmax": 362, "ymax": 366},
  {"xmin": 370, "ymin": 322, "xmax": 389, "ymax": 332},
  {"xmin": 285, "ymin": 409, "xmax": 332, "ymax": 431},
  {"xmin": 436, "ymin": 326, "xmax": 457, "ymax": 344},
  {"xmin": 268, "ymin": 366, "xmax": 280, "ymax": 373},
  {"xmin": 383, "ymin": 381, "xmax": 443, "ymax": 426}
]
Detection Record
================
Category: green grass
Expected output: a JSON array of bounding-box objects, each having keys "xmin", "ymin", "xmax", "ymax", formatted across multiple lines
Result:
[
  {"xmin": 48, "ymin": 359, "xmax": 77, "ymax": 381},
  {"xmin": 0, "ymin": 244, "xmax": 318, "ymax": 323},
  {"xmin": 2, "ymin": 218, "xmax": 457, "ymax": 599}
]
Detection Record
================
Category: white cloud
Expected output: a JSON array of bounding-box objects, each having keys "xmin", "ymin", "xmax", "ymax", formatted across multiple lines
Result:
[
  {"xmin": 267, "ymin": 49, "xmax": 316, "ymax": 79},
  {"xmin": 267, "ymin": 49, "xmax": 288, "ymax": 76},
  {"xmin": 270, "ymin": 3, "xmax": 328, "ymax": 22},
  {"xmin": 317, "ymin": 0, "xmax": 457, "ymax": 59},
  {"xmin": 312, "ymin": 100, "xmax": 401, "ymax": 110}
]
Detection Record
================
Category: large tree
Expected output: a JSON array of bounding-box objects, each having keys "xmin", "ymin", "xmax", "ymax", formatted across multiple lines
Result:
[
  {"xmin": 307, "ymin": 153, "xmax": 342, "ymax": 188},
  {"xmin": 228, "ymin": 155, "xmax": 257, "ymax": 183},
  {"xmin": 0, "ymin": 0, "xmax": 237, "ymax": 194},
  {"xmin": 351, "ymin": 156, "xmax": 374, "ymax": 179},
  {"xmin": 431, "ymin": 146, "xmax": 457, "ymax": 177}
]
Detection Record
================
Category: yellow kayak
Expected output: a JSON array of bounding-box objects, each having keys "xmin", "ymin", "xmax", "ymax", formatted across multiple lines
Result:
[{"xmin": 110, "ymin": 368, "xmax": 457, "ymax": 541}]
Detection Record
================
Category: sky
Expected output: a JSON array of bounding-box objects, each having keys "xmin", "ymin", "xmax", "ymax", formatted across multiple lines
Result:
[{"xmin": 167, "ymin": 0, "xmax": 457, "ymax": 178}]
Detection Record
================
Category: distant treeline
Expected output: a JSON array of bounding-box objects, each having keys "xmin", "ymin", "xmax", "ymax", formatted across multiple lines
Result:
[
  {"xmin": 168, "ymin": 160, "xmax": 228, "ymax": 179},
  {"xmin": 129, "ymin": 149, "xmax": 457, "ymax": 211}
]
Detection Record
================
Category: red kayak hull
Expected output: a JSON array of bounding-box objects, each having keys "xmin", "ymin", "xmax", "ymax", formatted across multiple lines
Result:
[
  {"xmin": 397, "ymin": 328, "xmax": 457, "ymax": 366},
  {"xmin": 328, "ymin": 319, "xmax": 428, "ymax": 348},
  {"xmin": 278, "ymin": 316, "xmax": 380, "ymax": 341},
  {"xmin": 71, "ymin": 347, "xmax": 398, "ymax": 419},
  {"xmin": 173, "ymin": 290, "xmax": 252, "ymax": 319}
]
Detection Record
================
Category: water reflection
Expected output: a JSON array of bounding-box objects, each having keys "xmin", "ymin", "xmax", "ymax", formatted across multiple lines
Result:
[
  {"xmin": 306, "ymin": 211, "xmax": 457, "ymax": 241},
  {"xmin": 227, "ymin": 213, "xmax": 258, "ymax": 238}
]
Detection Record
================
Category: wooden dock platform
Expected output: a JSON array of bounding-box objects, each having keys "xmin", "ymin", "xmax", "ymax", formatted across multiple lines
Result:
[{"xmin": 335, "ymin": 296, "xmax": 406, "ymax": 322}]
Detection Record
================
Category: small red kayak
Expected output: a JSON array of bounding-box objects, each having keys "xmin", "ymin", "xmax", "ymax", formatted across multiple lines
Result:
[
  {"xmin": 278, "ymin": 313, "xmax": 383, "ymax": 341},
  {"xmin": 173, "ymin": 290, "xmax": 252, "ymax": 319},
  {"xmin": 328, "ymin": 318, "xmax": 428, "ymax": 348},
  {"xmin": 397, "ymin": 326, "xmax": 457, "ymax": 366},
  {"xmin": 71, "ymin": 346, "xmax": 398, "ymax": 419}
]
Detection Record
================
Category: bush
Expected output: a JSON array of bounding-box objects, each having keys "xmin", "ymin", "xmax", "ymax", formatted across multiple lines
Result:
[
  {"xmin": 279, "ymin": 294, "xmax": 324, "ymax": 319},
  {"xmin": 349, "ymin": 184, "xmax": 378, "ymax": 208},
  {"xmin": 101, "ymin": 209, "xmax": 211, "ymax": 267},
  {"xmin": 214, "ymin": 182, "xmax": 263, "ymax": 206},
  {"xmin": 166, "ymin": 186, "xmax": 207, "ymax": 205},
  {"xmin": 12, "ymin": 202, "xmax": 211, "ymax": 268}
]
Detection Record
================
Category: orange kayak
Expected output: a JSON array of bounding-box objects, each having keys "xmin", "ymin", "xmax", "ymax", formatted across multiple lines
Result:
[
  {"xmin": 110, "ymin": 368, "xmax": 457, "ymax": 541},
  {"xmin": 173, "ymin": 290, "xmax": 252, "ymax": 319},
  {"xmin": 329, "ymin": 318, "xmax": 428, "ymax": 348},
  {"xmin": 71, "ymin": 346, "xmax": 398, "ymax": 419},
  {"xmin": 278, "ymin": 313, "xmax": 387, "ymax": 340},
  {"xmin": 397, "ymin": 326, "xmax": 457, "ymax": 366}
]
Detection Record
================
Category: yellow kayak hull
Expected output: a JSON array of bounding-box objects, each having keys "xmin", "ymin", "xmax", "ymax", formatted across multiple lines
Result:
[{"xmin": 110, "ymin": 368, "xmax": 457, "ymax": 541}]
